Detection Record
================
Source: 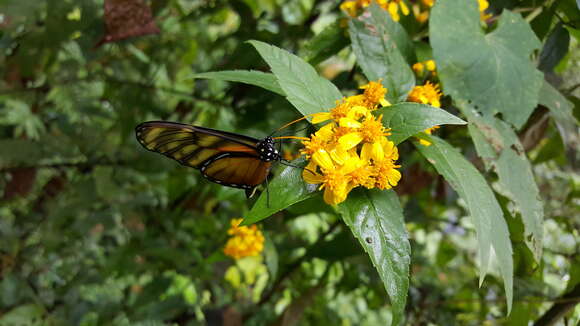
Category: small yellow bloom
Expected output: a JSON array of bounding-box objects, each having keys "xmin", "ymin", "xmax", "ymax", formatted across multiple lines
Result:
[
  {"xmin": 223, "ymin": 219, "xmax": 265, "ymax": 260},
  {"xmin": 360, "ymin": 81, "xmax": 390, "ymax": 108},
  {"xmin": 478, "ymin": 0, "xmax": 492, "ymax": 20},
  {"xmin": 407, "ymin": 81, "xmax": 442, "ymax": 108},
  {"xmin": 408, "ymin": 82, "xmax": 444, "ymax": 146},
  {"xmin": 425, "ymin": 60, "xmax": 436, "ymax": 72},
  {"xmin": 340, "ymin": 0, "xmax": 359, "ymax": 17},
  {"xmin": 412, "ymin": 62, "xmax": 424, "ymax": 75}
]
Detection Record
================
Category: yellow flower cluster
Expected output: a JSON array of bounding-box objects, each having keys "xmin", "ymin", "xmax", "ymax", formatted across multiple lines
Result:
[
  {"xmin": 300, "ymin": 81, "xmax": 401, "ymax": 205},
  {"xmin": 223, "ymin": 219, "xmax": 265, "ymax": 260},
  {"xmin": 340, "ymin": 0, "xmax": 410, "ymax": 22},
  {"xmin": 407, "ymin": 81, "xmax": 443, "ymax": 146},
  {"xmin": 412, "ymin": 59, "xmax": 437, "ymax": 78}
]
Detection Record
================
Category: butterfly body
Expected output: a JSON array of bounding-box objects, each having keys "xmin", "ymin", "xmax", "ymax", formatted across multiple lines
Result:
[{"xmin": 135, "ymin": 121, "xmax": 281, "ymax": 195}]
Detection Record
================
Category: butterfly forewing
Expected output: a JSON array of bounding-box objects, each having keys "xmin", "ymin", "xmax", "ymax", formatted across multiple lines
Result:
[
  {"xmin": 135, "ymin": 121, "xmax": 276, "ymax": 192},
  {"xmin": 136, "ymin": 121, "xmax": 260, "ymax": 169}
]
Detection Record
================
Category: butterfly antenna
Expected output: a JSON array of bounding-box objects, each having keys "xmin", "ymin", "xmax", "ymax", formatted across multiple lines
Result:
[{"xmin": 269, "ymin": 114, "xmax": 315, "ymax": 137}]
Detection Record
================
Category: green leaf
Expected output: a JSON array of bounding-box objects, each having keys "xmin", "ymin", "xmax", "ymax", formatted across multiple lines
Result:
[
  {"xmin": 538, "ymin": 23, "xmax": 571, "ymax": 73},
  {"xmin": 430, "ymin": 0, "xmax": 543, "ymax": 128},
  {"xmin": 538, "ymin": 80, "xmax": 578, "ymax": 150},
  {"xmin": 416, "ymin": 136, "xmax": 513, "ymax": 312},
  {"xmin": 464, "ymin": 112, "xmax": 543, "ymax": 261},
  {"xmin": 191, "ymin": 70, "xmax": 285, "ymax": 96},
  {"xmin": 243, "ymin": 160, "xmax": 318, "ymax": 225},
  {"xmin": 338, "ymin": 189, "xmax": 410, "ymax": 326},
  {"xmin": 249, "ymin": 40, "xmax": 342, "ymax": 116},
  {"xmin": 305, "ymin": 21, "xmax": 350, "ymax": 66},
  {"xmin": 0, "ymin": 304, "xmax": 45, "ymax": 325},
  {"xmin": 349, "ymin": 4, "xmax": 415, "ymax": 103},
  {"xmin": 377, "ymin": 103, "xmax": 466, "ymax": 144}
]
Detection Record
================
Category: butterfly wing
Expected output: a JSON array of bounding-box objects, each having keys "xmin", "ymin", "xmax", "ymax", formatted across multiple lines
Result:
[
  {"xmin": 201, "ymin": 153, "xmax": 272, "ymax": 190},
  {"xmin": 135, "ymin": 121, "xmax": 272, "ymax": 191},
  {"xmin": 135, "ymin": 121, "xmax": 260, "ymax": 169}
]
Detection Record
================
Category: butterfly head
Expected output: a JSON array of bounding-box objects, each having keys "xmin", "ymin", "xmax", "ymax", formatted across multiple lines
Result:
[{"xmin": 257, "ymin": 137, "xmax": 279, "ymax": 162}]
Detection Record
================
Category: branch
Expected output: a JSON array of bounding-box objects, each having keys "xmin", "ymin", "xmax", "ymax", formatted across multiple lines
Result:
[
  {"xmin": 241, "ymin": 220, "xmax": 341, "ymax": 321},
  {"xmin": 0, "ymin": 160, "xmax": 126, "ymax": 173},
  {"xmin": 534, "ymin": 283, "xmax": 580, "ymax": 326}
]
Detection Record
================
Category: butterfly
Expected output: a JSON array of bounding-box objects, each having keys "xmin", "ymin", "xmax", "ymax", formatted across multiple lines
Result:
[{"xmin": 135, "ymin": 121, "xmax": 289, "ymax": 198}]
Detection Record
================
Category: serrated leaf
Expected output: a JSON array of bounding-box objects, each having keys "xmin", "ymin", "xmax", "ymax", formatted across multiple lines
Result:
[
  {"xmin": 249, "ymin": 40, "xmax": 342, "ymax": 116},
  {"xmin": 377, "ymin": 103, "xmax": 466, "ymax": 144},
  {"xmin": 337, "ymin": 189, "xmax": 410, "ymax": 326},
  {"xmin": 349, "ymin": 4, "xmax": 415, "ymax": 103},
  {"xmin": 416, "ymin": 136, "xmax": 513, "ymax": 312},
  {"xmin": 464, "ymin": 113, "xmax": 544, "ymax": 261},
  {"xmin": 538, "ymin": 80, "xmax": 579, "ymax": 151},
  {"xmin": 305, "ymin": 21, "xmax": 350, "ymax": 66},
  {"xmin": 430, "ymin": 0, "xmax": 543, "ymax": 128},
  {"xmin": 191, "ymin": 70, "xmax": 285, "ymax": 96},
  {"xmin": 243, "ymin": 160, "xmax": 318, "ymax": 225}
]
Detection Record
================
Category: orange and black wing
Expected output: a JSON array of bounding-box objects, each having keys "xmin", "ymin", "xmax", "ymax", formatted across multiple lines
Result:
[
  {"xmin": 135, "ymin": 121, "xmax": 271, "ymax": 190},
  {"xmin": 135, "ymin": 121, "xmax": 260, "ymax": 169},
  {"xmin": 201, "ymin": 153, "xmax": 272, "ymax": 190}
]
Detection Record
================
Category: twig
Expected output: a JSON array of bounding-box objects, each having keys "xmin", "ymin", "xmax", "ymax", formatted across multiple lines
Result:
[
  {"xmin": 0, "ymin": 160, "xmax": 126, "ymax": 173},
  {"xmin": 534, "ymin": 284, "xmax": 580, "ymax": 326},
  {"xmin": 242, "ymin": 220, "xmax": 341, "ymax": 321}
]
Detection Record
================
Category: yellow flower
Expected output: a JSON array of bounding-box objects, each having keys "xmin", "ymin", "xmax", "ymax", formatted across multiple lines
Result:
[
  {"xmin": 299, "ymin": 80, "xmax": 401, "ymax": 205},
  {"xmin": 425, "ymin": 60, "xmax": 436, "ymax": 72},
  {"xmin": 360, "ymin": 80, "xmax": 391, "ymax": 108},
  {"xmin": 478, "ymin": 0, "xmax": 492, "ymax": 20},
  {"xmin": 412, "ymin": 62, "xmax": 424, "ymax": 75},
  {"xmin": 408, "ymin": 81, "xmax": 444, "ymax": 146},
  {"xmin": 340, "ymin": 0, "xmax": 359, "ymax": 17},
  {"xmin": 373, "ymin": 159, "xmax": 402, "ymax": 189},
  {"xmin": 421, "ymin": 0, "xmax": 434, "ymax": 7},
  {"xmin": 223, "ymin": 219, "xmax": 265, "ymax": 260},
  {"xmin": 407, "ymin": 81, "xmax": 442, "ymax": 108},
  {"xmin": 341, "ymin": 0, "xmax": 409, "ymax": 21},
  {"xmin": 418, "ymin": 126, "xmax": 440, "ymax": 146}
]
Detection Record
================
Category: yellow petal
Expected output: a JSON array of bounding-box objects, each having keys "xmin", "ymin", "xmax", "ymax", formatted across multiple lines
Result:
[
  {"xmin": 338, "ymin": 132, "xmax": 364, "ymax": 150},
  {"xmin": 399, "ymin": 1, "xmax": 410, "ymax": 16},
  {"xmin": 371, "ymin": 141, "xmax": 384, "ymax": 161},
  {"xmin": 361, "ymin": 142, "xmax": 372, "ymax": 161},
  {"xmin": 313, "ymin": 150, "xmax": 334, "ymax": 171},
  {"xmin": 347, "ymin": 105, "xmax": 369, "ymax": 119},
  {"xmin": 303, "ymin": 169, "xmax": 324, "ymax": 184},
  {"xmin": 380, "ymin": 98, "xmax": 391, "ymax": 107},
  {"xmin": 425, "ymin": 60, "xmax": 436, "ymax": 71},
  {"xmin": 341, "ymin": 157, "xmax": 360, "ymax": 175},
  {"xmin": 329, "ymin": 146, "xmax": 350, "ymax": 165},
  {"xmin": 339, "ymin": 117, "xmax": 362, "ymax": 128},
  {"xmin": 312, "ymin": 112, "xmax": 331, "ymax": 124},
  {"xmin": 419, "ymin": 138, "xmax": 432, "ymax": 146},
  {"xmin": 316, "ymin": 123, "xmax": 335, "ymax": 139}
]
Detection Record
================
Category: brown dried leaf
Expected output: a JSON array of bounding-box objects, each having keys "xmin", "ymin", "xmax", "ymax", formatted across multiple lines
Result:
[
  {"xmin": 97, "ymin": 0, "xmax": 159, "ymax": 46},
  {"xmin": 3, "ymin": 167, "xmax": 37, "ymax": 200}
]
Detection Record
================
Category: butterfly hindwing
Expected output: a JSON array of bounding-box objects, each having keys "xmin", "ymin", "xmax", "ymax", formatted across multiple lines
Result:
[
  {"xmin": 201, "ymin": 153, "xmax": 272, "ymax": 189},
  {"xmin": 135, "ymin": 121, "xmax": 260, "ymax": 169}
]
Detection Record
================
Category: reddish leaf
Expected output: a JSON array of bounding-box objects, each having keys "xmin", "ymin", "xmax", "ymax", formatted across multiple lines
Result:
[
  {"xmin": 3, "ymin": 168, "xmax": 37, "ymax": 200},
  {"xmin": 97, "ymin": 0, "xmax": 160, "ymax": 47}
]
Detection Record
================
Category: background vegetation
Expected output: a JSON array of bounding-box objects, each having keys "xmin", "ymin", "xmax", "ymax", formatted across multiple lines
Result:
[{"xmin": 0, "ymin": 0, "xmax": 578, "ymax": 325}]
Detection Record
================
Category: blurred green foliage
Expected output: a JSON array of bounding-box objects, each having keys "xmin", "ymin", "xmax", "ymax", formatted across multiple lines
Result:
[{"xmin": 0, "ymin": 0, "xmax": 579, "ymax": 325}]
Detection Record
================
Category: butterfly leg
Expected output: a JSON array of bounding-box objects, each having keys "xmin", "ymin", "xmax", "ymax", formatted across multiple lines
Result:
[
  {"xmin": 265, "ymin": 174, "xmax": 270, "ymax": 208},
  {"xmin": 280, "ymin": 160, "xmax": 315, "ymax": 175}
]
